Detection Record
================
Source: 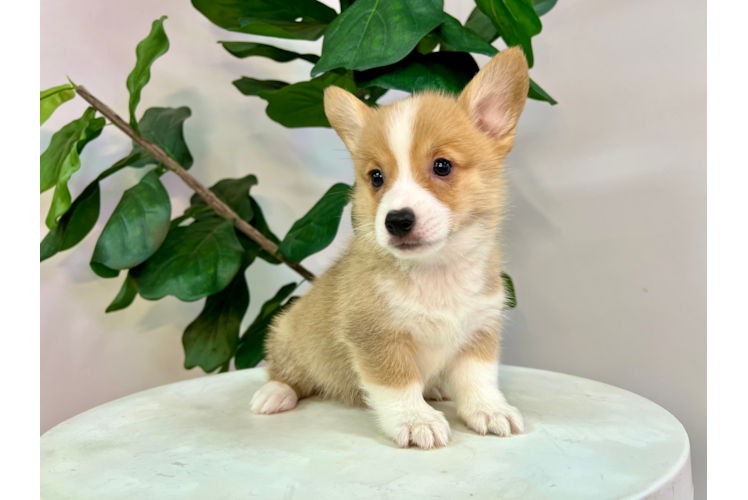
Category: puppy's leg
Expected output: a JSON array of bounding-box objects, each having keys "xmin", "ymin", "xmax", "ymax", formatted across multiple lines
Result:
[
  {"xmin": 445, "ymin": 330, "xmax": 523, "ymax": 436},
  {"xmin": 357, "ymin": 332, "xmax": 451, "ymax": 449}
]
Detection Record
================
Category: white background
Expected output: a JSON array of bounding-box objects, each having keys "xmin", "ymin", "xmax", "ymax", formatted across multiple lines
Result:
[{"xmin": 40, "ymin": 0, "xmax": 706, "ymax": 497}]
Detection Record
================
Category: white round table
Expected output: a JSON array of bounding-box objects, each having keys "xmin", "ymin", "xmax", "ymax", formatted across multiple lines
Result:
[{"xmin": 41, "ymin": 366, "xmax": 693, "ymax": 499}]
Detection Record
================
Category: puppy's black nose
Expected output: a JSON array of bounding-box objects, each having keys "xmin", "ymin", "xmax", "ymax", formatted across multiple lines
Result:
[{"xmin": 385, "ymin": 208, "xmax": 416, "ymax": 237}]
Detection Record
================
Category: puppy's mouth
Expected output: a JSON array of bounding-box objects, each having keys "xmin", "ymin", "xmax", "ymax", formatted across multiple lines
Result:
[{"xmin": 388, "ymin": 237, "xmax": 443, "ymax": 255}]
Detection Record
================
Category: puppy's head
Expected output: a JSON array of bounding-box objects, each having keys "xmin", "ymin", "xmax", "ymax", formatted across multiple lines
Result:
[{"xmin": 325, "ymin": 48, "xmax": 529, "ymax": 261}]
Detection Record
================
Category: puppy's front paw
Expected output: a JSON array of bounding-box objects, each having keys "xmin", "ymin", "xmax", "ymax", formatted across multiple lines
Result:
[
  {"xmin": 380, "ymin": 406, "xmax": 451, "ymax": 449},
  {"xmin": 460, "ymin": 400, "xmax": 524, "ymax": 437}
]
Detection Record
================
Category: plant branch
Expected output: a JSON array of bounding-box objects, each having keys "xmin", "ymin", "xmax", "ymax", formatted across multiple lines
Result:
[{"xmin": 75, "ymin": 86, "xmax": 315, "ymax": 282}]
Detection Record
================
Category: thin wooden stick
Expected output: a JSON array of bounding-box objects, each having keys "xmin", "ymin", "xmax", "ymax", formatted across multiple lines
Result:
[{"xmin": 75, "ymin": 86, "xmax": 315, "ymax": 282}]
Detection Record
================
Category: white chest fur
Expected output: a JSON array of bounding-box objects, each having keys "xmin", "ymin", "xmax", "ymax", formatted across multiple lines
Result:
[{"xmin": 377, "ymin": 242, "xmax": 506, "ymax": 381}]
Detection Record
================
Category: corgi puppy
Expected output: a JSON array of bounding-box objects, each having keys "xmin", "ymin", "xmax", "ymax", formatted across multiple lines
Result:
[{"xmin": 251, "ymin": 48, "xmax": 529, "ymax": 449}]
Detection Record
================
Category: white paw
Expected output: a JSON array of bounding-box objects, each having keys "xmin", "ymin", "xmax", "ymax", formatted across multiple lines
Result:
[
  {"xmin": 423, "ymin": 385, "xmax": 451, "ymax": 401},
  {"xmin": 460, "ymin": 398, "xmax": 524, "ymax": 437},
  {"xmin": 380, "ymin": 405, "xmax": 451, "ymax": 449},
  {"xmin": 365, "ymin": 383, "xmax": 451, "ymax": 449},
  {"xmin": 251, "ymin": 381, "xmax": 298, "ymax": 415}
]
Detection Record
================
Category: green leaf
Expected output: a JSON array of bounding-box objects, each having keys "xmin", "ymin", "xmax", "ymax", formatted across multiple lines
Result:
[
  {"xmin": 311, "ymin": 0, "xmax": 444, "ymax": 76},
  {"xmin": 260, "ymin": 71, "xmax": 357, "ymax": 128},
  {"xmin": 106, "ymin": 275, "xmax": 138, "ymax": 313},
  {"xmin": 130, "ymin": 107, "xmax": 194, "ymax": 169},
  {"xmin": 40, "ymin": 152, "xmax": 148, "ymax": 262},
  {"xmin": 528, "ymin": 79, "xmax": 557, "ymax": 105},
  {"xmin": 91, "ymin": 170, "xmax": 171, "ymax": 271},
  {"xmin": 356, "ymin": 52, "xmax": 479, "ymax": 94},
  {"xmin": 220, "ymin": 41, "xmax": 319, "ymax": 63},
  {"xmin": 506, "ymin": 0, "xmax": 542, "ymax": 37},
  {"xmin": 416, "ymin": 33, "xmax": 440, "ymax": 55},
  {"xmin": 130, "ymin": 217, "xmax": 245, "ymax": 301},
  {"xmin": 40, "ymin": 84, "xmax": 75, "ymax": 126},
  {"xmin": 77, "ymin": 117, "xmax": 106, "ymax": 154},
  {"xmin": 278, "ymin": 183, "xmax": 351, "ymax": 263},
  {"xmin": 41, "ymin": 107, "xmax": 96, "ymax": 229},
  {"xmin": 192, "ymin": 0, "xmax": 336, "ymax": 28},
  {"xmin": 465, "ymin": 7, "xmax": 499, "ymax": 43},
  {"xmin": 475, "ymin": 0, "xmax": 541, "ymax": 67},
  {"xmin": 359, "ymin": 86, "xmax": 388, "ymax": 106},
  {"xmin": 170, "ymin": 205, "xmax": 212, "ymax": 229},
  {"xmin": 91, "ymin": 262, "xmax": 120, "ymax": 279},
  {"xmin": 235, "ymin": 285, "xmax": 297, "ymax": 370},
  {"xmin": 40, "ymin": 180, "xmax": 100, "ymax": 262},
  {"xmin": 198, "ymin": 204, "xmax": 282, "ymax": 264},
  {"xmin": 233, "ymin": 77, "xmax": 288, "ymax": 97},
  {"xmin": 246, "ymin": 197, "xmax": 282, "ymax": 264},
  {"xmin": 235, "ymin": 17, "xmax": 329, "ymax": 40},
  {"xmin": 501, "ymin": 272, "xmax": 517, "ymax": 309},
  {"xmin": 184, "ymin": 175, "xmax": 281, "ymax": 264},
  {"xmin": 183, "ymin": 257, "xmax": 252, "ymax": 372},
  {"xmin": 391, "ymin": 13, "xmax": 555, "ymax": 105},
  {"xmin": 190, "ymin": 174, "xmax": 258, "ymax": 222},
  {"xmin": 41, "ymin": 107, "xmax": 95, "ymax": 193},
  {"xmin": 127, "ymin": 16, "xmax": 169, "ymax": 134},
  {"xmin": 340, "ymin": 0, "xmax": 356, "ymax": 12},
  {"xmin": 437, "ymin": 14, "xmax": 498, "ymax": 57},
  {"xmin": 40, "ymin": 84, "xmax": 74, "ymax": 99},
  {"xmin": 248, "ymin": 198, "xmax": 279, "ymax": 245},
  {"xmin": 532, "ymin": 0, "xmax": 557, "ymax": 17},
  {"xmin": 192, "ymin": 0, "xmax": 336, "ymax": 41},
  {"xmin": 98, "ymin": 150, "xmax": 151, "ymax": 179}
]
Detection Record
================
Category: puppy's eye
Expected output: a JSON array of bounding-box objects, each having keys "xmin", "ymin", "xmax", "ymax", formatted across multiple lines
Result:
[
  {"xmin": 369, "ymin": 169, "xmax": 384, "ymax": 188},
  {"xmin": 433, "ymin": 158, "xmax": 452, "ymax": 177}
]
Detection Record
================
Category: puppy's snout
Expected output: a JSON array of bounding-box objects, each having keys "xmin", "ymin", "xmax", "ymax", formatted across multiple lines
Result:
[{"xmin": 385, "ymin": 208, "xmax": 416, "ymax": 237}]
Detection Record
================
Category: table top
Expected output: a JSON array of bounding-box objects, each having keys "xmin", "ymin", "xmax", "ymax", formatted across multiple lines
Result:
[{"xmin": 41, "ymin": 366, "xmax": 692, "ymax": 500}]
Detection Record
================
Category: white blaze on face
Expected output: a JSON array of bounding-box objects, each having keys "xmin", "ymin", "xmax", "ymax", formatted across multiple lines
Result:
[{"xmin": 375, "ymin": 98, "xmax": 451, "ymax": 259}]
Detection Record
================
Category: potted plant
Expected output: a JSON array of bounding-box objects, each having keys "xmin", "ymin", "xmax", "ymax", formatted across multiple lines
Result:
[{"xmin": 40, "ymin": 0, "xmax": 556, "ymax": 373}]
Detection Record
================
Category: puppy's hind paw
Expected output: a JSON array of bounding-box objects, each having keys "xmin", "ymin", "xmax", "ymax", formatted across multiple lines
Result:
[
  {"xmin": 423, "ymin": 386, "xmax": 451, "ymax": 401},
  {"xmin": 251, "ymin": 381, "xmax": 298, "ymax": 415}
]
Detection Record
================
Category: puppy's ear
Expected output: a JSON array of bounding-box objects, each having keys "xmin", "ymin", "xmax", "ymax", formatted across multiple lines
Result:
[
  {"xmin": 458, "ymin": 47, "xmax": 529, "ymax": 147},
  {"xmin": 324, "ymin": 86, "xmax": 372, "ymax": 152}
]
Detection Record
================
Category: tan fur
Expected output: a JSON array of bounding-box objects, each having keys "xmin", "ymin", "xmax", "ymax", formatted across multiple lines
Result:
[
  {"xmin": 264, "ymin": 48, "xmax": 529, "ymax": 410},
  {"xmin": 457, "ymin": 329, "xmax": 500, "ymax": 364}
]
